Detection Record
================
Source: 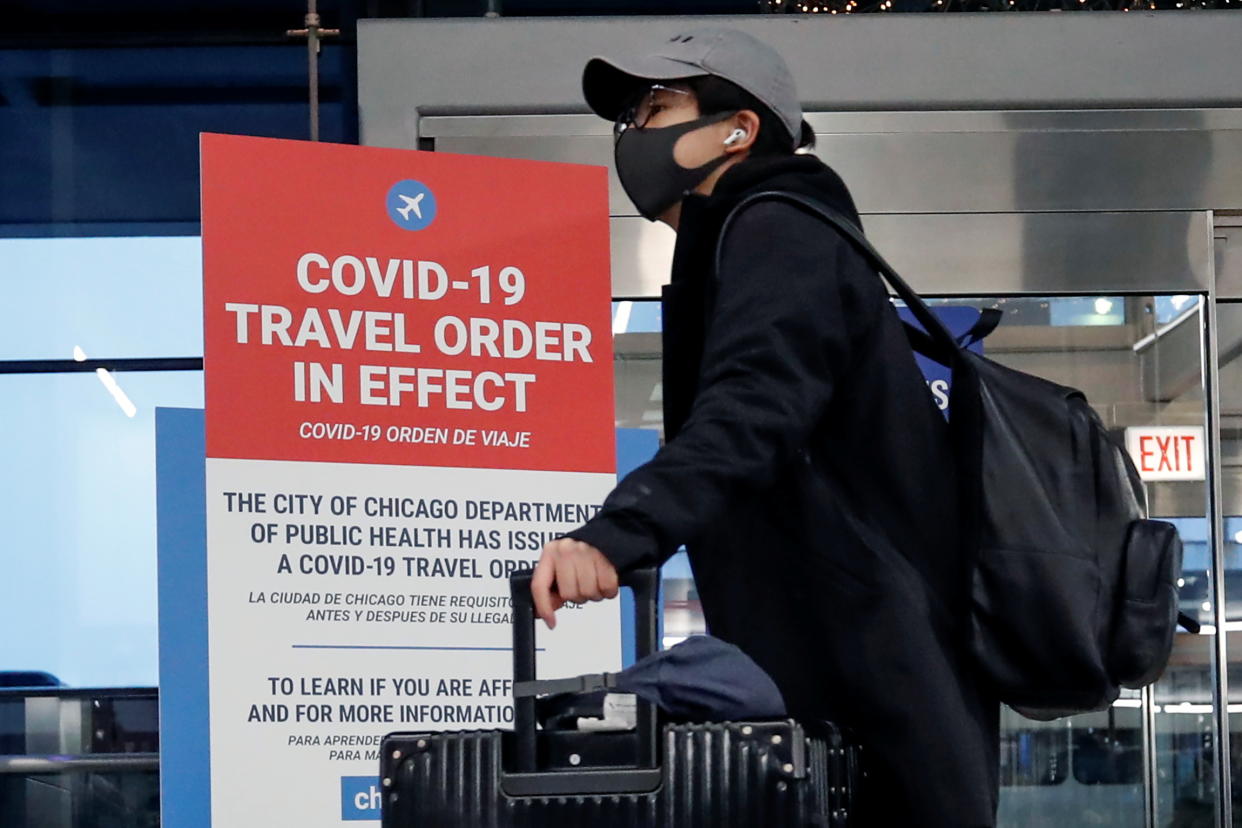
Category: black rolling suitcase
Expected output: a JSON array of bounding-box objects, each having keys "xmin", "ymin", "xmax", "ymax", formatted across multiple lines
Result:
[{"xmin": 380, "ymin": 569, "xmax": 860, "ymax": 827}]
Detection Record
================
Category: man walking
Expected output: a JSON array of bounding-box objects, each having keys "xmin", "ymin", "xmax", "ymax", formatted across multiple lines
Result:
[{"xmin": 530, "ymin": 27, "xmax": 999, "ymax": 825}]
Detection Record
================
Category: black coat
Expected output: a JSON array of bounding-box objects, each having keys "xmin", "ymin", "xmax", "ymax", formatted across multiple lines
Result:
[{"xmin": 569, "ymin": 155, "xmax": 999, "ymax": 826}]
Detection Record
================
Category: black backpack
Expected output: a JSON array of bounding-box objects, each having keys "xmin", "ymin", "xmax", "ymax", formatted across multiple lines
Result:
[{"xmin": 724, "ymin": 191, "xmax": 1187, "ymax": 720}]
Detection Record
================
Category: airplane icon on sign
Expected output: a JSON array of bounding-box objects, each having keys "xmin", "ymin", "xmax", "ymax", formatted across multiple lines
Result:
[
  {"xmin": 395, "ymin": 193, "xmax": 425, "ymax": 221},
  {"xmin": 386, "ymin": 180, "xmax": 437, "ymax": 231}
]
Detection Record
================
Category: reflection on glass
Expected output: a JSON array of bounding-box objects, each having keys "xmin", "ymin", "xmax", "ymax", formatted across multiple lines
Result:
[
  {"xmin": 659, "ymin": 552, "xmax": 703, "ymax": 649},
  {"xmin": 998, "ymin": 705, "xmax": 1144, "ymax": 825},
  {"xmin": 0, "ymin": 770, "xmax": 160, "ymax": 827},
  {"xmin": 0, "ymin": 371, "xmax": 204, "ymax": 687},
  {"xmin": 613, "ymin": 302, "xmax": 664, "ymax": 436},
  {"xmin": 1157, "ymin": 295, "xmax": 1202, "ymax": 326},
  {"xmin": 901, "ymin": 296, "xmax": 1130, "ymax": 327},
  {"xmin": 1074, "ymin": 723, "xmax": 1142, "ymax": 785},
  {"xmin": 0, "ymin": 236, "xmax": 203, "ymax": 360},
  {"xmin": 0, "ymin": 689, "xmax": 160, "ymax": 826},
  {"xmin": 1000, "ymin": 725, "xmax": 1069, "ymax": 787}
]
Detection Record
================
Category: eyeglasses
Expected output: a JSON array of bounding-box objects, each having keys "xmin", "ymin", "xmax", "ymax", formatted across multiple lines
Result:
[{"xmin": 614, "ymin": 84, "xmax": 691, "ymax": 139}]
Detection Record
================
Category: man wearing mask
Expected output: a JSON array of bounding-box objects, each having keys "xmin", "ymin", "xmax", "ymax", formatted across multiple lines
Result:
[{"xmin": 530, "ymin": 27, "xmax": 999, "ymax": 826}]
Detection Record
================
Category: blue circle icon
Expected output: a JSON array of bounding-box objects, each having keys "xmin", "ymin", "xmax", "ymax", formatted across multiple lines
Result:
[{"xmin": 386, "ymin": 180, "xmax": 437, "ymax": 231}]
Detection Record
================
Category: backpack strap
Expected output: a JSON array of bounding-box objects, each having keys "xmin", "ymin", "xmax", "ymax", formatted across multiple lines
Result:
[
  {"xmin": 960, "ymin": 309, "xmax": 1002, "ymax": 348},
  {"xmin": 714, "ymin": 191, "xmax": 967, "ymax": 366}
]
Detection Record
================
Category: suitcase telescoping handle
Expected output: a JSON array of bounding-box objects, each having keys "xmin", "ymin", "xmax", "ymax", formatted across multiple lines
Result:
[{"xmin": 505, "ymin": 567, "xmax": 662, "ymax": 796}]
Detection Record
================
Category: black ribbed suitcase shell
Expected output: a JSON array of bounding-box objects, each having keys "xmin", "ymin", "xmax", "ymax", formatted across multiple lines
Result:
[
  {"xmin": 379, "ymin": 569, "xmax": 858, "ymax": 826},
  {"xmin": 380, "ymin": 718, "xmax": 857, "ymax": 827}
]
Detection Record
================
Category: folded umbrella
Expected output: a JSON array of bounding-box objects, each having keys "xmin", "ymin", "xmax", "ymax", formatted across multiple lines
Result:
[{"xmin": 531, "ymin": 635, "xmax": 786, "ymax": 729}]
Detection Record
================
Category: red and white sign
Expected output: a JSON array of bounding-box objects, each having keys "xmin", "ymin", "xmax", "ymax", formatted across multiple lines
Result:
[
  {"xmin": 202, "ymin": 134, "xmax": 614, "ymax": 472},
  {"xmin": 198, "ymin": 133, "xmax": 620, "ymax": 827},
  {"xmin": 1125, "ymin": 426, "xmax": 1205, "ymax": 482}
]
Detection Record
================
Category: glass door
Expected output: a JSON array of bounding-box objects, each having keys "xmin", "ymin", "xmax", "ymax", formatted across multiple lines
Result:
[{"xmin": 611, "ymin": 293, "xmax": 1223, "ymax": 826}]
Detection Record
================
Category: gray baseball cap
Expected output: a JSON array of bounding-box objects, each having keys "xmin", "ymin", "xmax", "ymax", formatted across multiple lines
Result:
[{"xmin": 583, "ymin": 27, "xmax": 808, "ymax": 150}]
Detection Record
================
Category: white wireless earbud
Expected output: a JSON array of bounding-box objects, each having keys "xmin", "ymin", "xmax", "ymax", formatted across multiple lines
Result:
[{"xmin": 723, "ymin": 128, "xmax": 748, "ymax": 147}]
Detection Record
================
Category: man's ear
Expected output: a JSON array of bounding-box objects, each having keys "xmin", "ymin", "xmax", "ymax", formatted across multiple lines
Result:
[{"xmin": 724, "ymin": 109, "xmax": 763, "ymax": 155}]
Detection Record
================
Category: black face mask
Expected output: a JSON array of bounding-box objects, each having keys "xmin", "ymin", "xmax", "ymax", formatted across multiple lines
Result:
[{"xmin": 614, "ymin": 111, "xmax": 736, "ymax": 222}]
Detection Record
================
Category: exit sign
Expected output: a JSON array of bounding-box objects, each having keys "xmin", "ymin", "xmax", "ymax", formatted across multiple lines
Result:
[{"xmin": 1125, "ymin": 426, "xmax": 1205, "ymax": 481}]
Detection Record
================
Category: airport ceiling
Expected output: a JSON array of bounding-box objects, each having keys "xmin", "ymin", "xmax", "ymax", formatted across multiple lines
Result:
[
  {"xmin": 1, "ymin": 0, "xmax": 1234, "ymax": 231},
  {"xmin": 6, "ymin": 0, "xmax": 759, "ymax": 46},
  {"xmin": 0, "ymin": 0, "xmax": 765, "ymax": 231}
]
